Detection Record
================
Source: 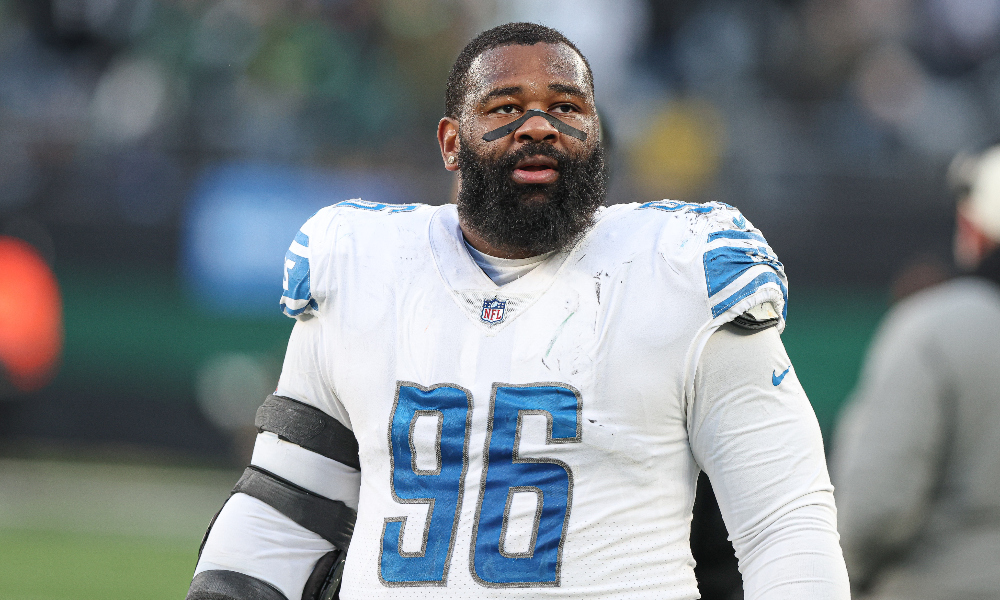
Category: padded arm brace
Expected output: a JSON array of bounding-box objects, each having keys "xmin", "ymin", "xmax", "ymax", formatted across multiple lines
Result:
[
  {"xmin": 198, "ymin": 394, "xmax": 360, "ymax": 558},
  {"xmin": 256, "ymin": 395, "xmax": 360, "ymax": 470},
  {"xmin": 690, "ymin": 324, "xmax": 849, "ymax": 599},
  {"xmin": 189, "ymin": 395, "xmax": 360, "ymax": 600},
  {"xmin": 187, "ymin": 570, "xmax": 288, "ymax": 600},
  {"xmin": 233, "ymin": 466, "xmax": 356, "ymax": 552}
]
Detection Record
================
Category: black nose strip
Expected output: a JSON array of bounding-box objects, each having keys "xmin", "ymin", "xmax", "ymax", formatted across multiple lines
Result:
[{"xmin": 481, "ymin": 109, "xmax": 588, "ymax": 142}]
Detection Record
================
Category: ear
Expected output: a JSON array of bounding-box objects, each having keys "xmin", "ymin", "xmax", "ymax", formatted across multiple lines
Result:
[{"xmin": 438, "ymin": 117, "xmax": 460, "ymax": 172}]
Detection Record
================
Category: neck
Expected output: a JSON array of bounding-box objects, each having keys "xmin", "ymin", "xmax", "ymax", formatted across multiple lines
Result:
[{"xmin": 459, "ymin": 222, "xmax": 538, "ymax": 259}]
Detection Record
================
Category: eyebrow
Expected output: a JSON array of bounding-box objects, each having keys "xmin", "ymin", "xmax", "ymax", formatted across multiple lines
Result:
[
  {"xmin": 548, "ymin": 83, "xmax": 588, "ymax": 98},
  {"xmin": 477, "ymin": 83, "xmax": 590, "ymax": 107},
  {"xmin": 478, "ymin": 86, "xmax": 522, "ymax": 106}
]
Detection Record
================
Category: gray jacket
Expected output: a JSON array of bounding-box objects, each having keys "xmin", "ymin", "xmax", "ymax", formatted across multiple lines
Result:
[{"xmin": 833, "ymin": 252, "xmax": 1000, "ymax": 600}]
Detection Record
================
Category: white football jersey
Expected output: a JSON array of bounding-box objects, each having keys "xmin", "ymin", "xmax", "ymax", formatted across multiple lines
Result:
[{"xmin": 276, "ymin": 199, "xmax": 788, "ymax": 599}]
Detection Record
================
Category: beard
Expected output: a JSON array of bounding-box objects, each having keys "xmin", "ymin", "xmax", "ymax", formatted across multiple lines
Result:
[{"xmin": 456, "ymin": 136, "xmax": 608, "ymax": 257}]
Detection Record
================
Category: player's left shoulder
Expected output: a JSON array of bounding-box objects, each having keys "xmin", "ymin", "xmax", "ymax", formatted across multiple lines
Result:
[
  {"xmin": 597, "ymin": 199, "xmax": 745, "ymax": 241},
  {"xmin": 632, "ymin": 199, "xmax": 751, "ymax": 234},
  {"xmin": 614, "ymin": 199, "xmax": 788, "ymax": 328},
  {"xmin": 595, "ymin": 199, "xmax": 767, "ymax": 257},
  {"xmin": 584, "ymin": 200, "xmax": 707, "ymax": 249},
  {"xmin": 690, "ymin": 202, "xmax": 787, "ymax": 330}
]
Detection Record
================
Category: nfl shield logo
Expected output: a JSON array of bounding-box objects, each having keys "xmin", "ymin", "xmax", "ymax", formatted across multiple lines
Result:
[{"xmin": 480, "ymin": 297, "xmax": 507, "ymax": 324}]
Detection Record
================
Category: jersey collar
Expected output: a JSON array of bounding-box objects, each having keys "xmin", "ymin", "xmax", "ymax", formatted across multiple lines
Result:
[{"xmin": 428, "ymin": 204, "xmax": 575, "ymax": 294}]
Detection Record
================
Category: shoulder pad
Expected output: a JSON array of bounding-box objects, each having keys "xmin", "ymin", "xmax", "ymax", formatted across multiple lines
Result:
[
  {"xmin": 632, "ymin": 200, "xmax": 788, "ymax": 328},
  {"xmin": 698, "ymin": 204, "xmax": 789, "ymax": 329},
  {"xmin": 278, "ymin": 200, "xmax": 425, "ymax": 319}
]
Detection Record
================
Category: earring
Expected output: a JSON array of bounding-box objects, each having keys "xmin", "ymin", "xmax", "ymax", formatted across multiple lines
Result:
[{"xmin": 447, "ymin": 156, "xmax": 456, "ymax": 164}]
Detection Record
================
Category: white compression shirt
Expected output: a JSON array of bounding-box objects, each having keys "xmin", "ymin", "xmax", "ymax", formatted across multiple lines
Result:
[
  {"xmin": 464, "ymin": 241, "xmax": 553, "ymax": 286},
  {"xmin": 692, "ymin": 323, "xmax": 849, "ymax": 599}
]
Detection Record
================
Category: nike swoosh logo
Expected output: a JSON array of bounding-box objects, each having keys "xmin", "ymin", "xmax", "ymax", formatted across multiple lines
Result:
[{"xmin": 772, "ymin": 366, "xmax": 791, "ymax": 386}]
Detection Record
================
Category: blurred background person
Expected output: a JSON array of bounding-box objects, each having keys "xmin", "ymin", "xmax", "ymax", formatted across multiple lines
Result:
[
  {"xmin": 887, "ymin": 253, "xmax": 953, "ymax": 304},
  {"xmin": 832, "ymin": 144, "xmax": 1000, "ymax": 599}
]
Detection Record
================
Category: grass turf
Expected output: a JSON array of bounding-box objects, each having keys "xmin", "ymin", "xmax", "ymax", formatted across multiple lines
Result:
[{"xmin": 0, "ymin": 528, "xmax": 198, "ymax": 600}]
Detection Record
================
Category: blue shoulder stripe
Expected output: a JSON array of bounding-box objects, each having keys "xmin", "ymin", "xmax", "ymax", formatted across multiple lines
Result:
[
  {"xmin": 333, "ymin": 200, "xmax": 418, "ymax": 214},
  {"xmin": 294, "ymin": 230, "xmax": 309, "ymax": 247},
  {"xmin": 707, "ymin": 229, "xmax": 766, "ymax": 244},
  {"xmin": 282, "ymin": 248, "xmax": 312, "ymax": 301},
  {"xmin": 703, "ymin": 245, "xmax": 784, "ymax": 297},
  {"xmin": 711, "ymin": 272, "xmax": 788, "ymax": 319},
  {"xmin": 639, "ymin": 200, "xmax": 715, "ymax": 213}
]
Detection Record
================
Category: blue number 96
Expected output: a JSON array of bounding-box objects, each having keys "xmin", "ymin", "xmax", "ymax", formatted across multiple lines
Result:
[{"xmin": 379, "ymin": 381, "xmax": 582, "ymax": 588}]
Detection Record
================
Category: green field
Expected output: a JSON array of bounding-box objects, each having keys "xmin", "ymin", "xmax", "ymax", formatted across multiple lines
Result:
[
  {"xmin": 0, "ymin": 460, "xmax": 238, "ymax": 600},
  {"xmin": 0, "ymin": 529, "xmax": 195, "ymax": 600}
]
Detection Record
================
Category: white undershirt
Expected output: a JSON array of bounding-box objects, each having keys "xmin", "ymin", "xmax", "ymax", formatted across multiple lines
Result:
[{"xmin": 464, "ymin": 241, "xmax": 552, "ymax": 285}]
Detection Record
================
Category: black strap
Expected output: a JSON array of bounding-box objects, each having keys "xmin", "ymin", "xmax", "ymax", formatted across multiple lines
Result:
[
  {"xmin": 302, "ymin": 550, "xmax": 346, "ymax": 600},
  {"xmin": 256, "ymin": 395, "xmax": 360, "ymax": 470},
  {"xmin": 187, "ymin": 570, "xmax": 288, "ymax": 600},
  {"xmin": 233, "ymin": 466, "xmax": 356, "ymax": 552},
  {"xmin": 731, "ymin": 313, "xmax": 779, "ymax": 331},
  {"xmin": 481, "ymin": 108, "xmax": 588, "ymax": 142}
]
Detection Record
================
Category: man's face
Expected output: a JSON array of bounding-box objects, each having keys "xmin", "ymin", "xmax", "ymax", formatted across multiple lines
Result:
[{"xmin": 441, "ymin": 43, "xmax": 607, "ymax": 257}]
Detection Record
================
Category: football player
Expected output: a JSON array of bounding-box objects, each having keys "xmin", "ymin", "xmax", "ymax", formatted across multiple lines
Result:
[{"xmin": 187, "ymin": 22, "xmax": 849, "ymax": 600}]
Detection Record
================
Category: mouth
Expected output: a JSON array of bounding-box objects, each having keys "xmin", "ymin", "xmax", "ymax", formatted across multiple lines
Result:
[{"xmin": 512, "ymin": 155, "xmax": 559, "ymax": 185}]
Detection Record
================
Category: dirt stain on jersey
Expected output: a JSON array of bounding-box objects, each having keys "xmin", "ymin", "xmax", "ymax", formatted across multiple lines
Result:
[{"xmin": 544, "ymin": 311, "xmax": 576, "ymax": 358}]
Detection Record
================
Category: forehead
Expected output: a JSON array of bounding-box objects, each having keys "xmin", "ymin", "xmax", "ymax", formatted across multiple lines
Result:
[{"xmin": 466, "ymin": 43, "xmax": 591, "ymax": 101}]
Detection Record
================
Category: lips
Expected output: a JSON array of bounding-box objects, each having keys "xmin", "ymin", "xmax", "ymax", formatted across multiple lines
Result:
[{"xmin": 512, "ymin": 155, "xmax": 559, "ymax": 185}]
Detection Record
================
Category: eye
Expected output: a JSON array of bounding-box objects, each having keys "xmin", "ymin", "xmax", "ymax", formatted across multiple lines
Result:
[
  {"xmin": 550, "ymin": 104, "xmax": 579, "ymax": 114},
  {"xmin": 493, "ymin": 104, "xmax": 519, "ymax": 115}
]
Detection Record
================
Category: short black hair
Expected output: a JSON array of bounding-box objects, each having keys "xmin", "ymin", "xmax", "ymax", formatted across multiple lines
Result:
[{"xmin": 444, "ymin": 22, "xmax": 593, "ymax": 119}]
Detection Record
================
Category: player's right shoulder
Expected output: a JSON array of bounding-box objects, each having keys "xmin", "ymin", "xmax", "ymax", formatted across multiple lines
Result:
[
  {"xmin": 279, "ymin": 199, "xmax": 433, "ymax": 319},
  {"xmin": 305, "ymin": 198, "xmax": 430, "ymax": 235}
]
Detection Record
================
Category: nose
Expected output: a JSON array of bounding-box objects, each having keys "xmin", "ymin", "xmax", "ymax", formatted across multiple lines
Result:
[{"xmin": 514, "ymin": 114, "xmax": 559, "ymax": 143}]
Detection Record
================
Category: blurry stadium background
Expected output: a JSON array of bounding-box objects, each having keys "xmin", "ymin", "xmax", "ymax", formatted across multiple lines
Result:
[{"xmin": 0, "ymin": 0, "xmax": 996, "ymax": 597}]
